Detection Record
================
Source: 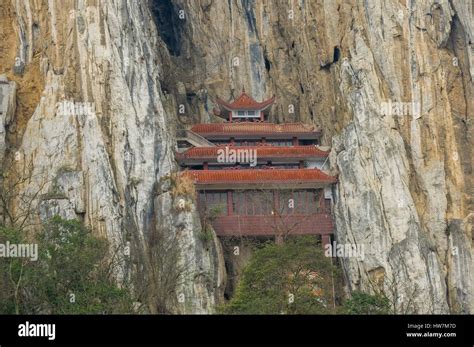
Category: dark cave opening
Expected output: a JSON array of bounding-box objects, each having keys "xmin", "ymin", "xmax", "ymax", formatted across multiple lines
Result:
[
  {"xmin": 333, "ymin": 46, "xmax": 340, "ymax": 63},
  {"xmin": 149, "ymin": 0, "xmax": 183, "ymax": 56},
  {"xmin": 242, "ymin": 0, "xmax": 257, "ymax": 34},
  {"xmin": 264, "ymin": 53, "xmax": 271, "ymax": 72},
  {"xmin": 320, "ymin": 46, "xmax": 341, "ymax": 70}
]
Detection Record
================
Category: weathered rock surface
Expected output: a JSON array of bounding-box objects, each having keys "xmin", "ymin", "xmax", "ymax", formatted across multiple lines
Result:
[
  {"xmin": 328, "ymin": 0, "xmax": 473, "ymax": 314},
  {"xmin": 157, "ymin": 0, "xmax": 472, "ymax": 313},
  {"xmin": 153, "ymin": 188, "xmax": 226, "ymax": 313},
  {"xmin": 0, "ymin": 0, "xmax": 223, "ymax": 313},
  {"xmin": 0, "ymin": 75, "xmax": 16, "ymax": 165},
  {"xmin": 0, "ymin": 0, "xmax": 472, "ymax": 313}
]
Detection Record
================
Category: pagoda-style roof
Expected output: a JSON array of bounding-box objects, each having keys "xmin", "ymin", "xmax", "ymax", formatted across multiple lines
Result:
[
  {"xmin": 177, "ymin": 145, "xmax": 329, "ymax": 163},
  {"xmin": 184, "ymin": 168, "xmax": 336, "ymax": 189},
  {"xmin": 216, "ymin": 90, "xmax": 275, "ymax": 111},
  {"xmin": 190, "ymin": 122, "xmax": 320, "ymax": 139}
]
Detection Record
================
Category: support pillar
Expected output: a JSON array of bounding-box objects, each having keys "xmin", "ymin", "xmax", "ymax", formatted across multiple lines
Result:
[
  {"xmin": 273, "ymin": 190, "xmax": 280, "ymax": 213},
  {"xmin": 321, "ymin": 234, "xmax": 331, "ymax": 250},
  {"xmin": 227, "ymin": 191, "xmax": 233, "ymax": 216},
  {"xmin": 318, "ymin": 190, "xmax": 325, "ymax": 212}
]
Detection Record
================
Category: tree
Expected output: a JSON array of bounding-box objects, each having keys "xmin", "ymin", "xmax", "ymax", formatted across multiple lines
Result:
[
  {"xmin": 221, "ymin": 236, "xmax": 342, "ymax": 314},
  {"xmin": 145, "ymin": 221, "xmax": 186, "ymax": 314},
  {"xmin": 0, "ymin": 156, "xmax": 50, "ymax": 231},
  {"xmin": 240, "ymin": 187, "xmax": 330, "ymax": 241},
  {"xmin": 0, "ymin": 216, "xmax": 134, "ymax": 314},
  {"xmin": 343, "ymin": 291, "xmax": 390, "ymax": 314}
]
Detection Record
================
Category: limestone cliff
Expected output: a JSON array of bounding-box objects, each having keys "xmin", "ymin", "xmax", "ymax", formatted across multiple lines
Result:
[
  {"xmin": 0, "ymin": 0, "xmax": 472, "ymax": 313},
  {"xmin": 153, "ymin": 0, "xmax": 473, "ymax": 313},
  {"xmin": 0, "ymin": 0, "xmax": 223, "ymax": 313}
]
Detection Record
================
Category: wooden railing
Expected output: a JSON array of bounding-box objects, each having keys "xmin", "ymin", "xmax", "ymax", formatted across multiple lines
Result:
[
  {"xmin": 176, "ymin": 129, "xmax": 216, "ymax": 147},
  {"xmin": 210, "ymin": 213, "xmax": 333, "ymax": 237}
]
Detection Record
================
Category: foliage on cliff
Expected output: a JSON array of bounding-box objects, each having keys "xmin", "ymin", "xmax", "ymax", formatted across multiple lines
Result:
[
  {"xmin": 343, "ymin": 291, "xmax": 390, "ymax": 314},
  {"xmin": 221, "ymin": 236, "xmax": 343, "ymax": 314},
  {"xmin": 0, "ymin": 217, "xmax": 134, "ymax": 314}
]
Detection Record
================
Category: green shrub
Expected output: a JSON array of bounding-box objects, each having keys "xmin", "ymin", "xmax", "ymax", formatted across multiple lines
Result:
[
  {"xmin": 221, "ymin": 236, "xmax": 341, "ymax": 314},
  {"xmin": 343, "ymin": 291, "xmax": 390, "ymax": 314},
  {"xmin": 198, "ymin": 227, "xmax": 214, "ymax": 244},
  {"xmin": 0, "ymin": 216, "xmax": 134, "ymax": 314}
]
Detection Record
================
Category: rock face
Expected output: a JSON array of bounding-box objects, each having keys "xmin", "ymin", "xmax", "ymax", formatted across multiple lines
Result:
[
  {"xmin": 0, "ymin": 75, "xmax": 16, "ymax": 165},
  {"xmin": 0, "ymin": 0, "xmax": 223, "ymax": 313},
  {"xmin": 329, "ymin": 0, "xmax": 473, "ymax": 314},
  {"xmin": 0, "ymin": 0, "xmax": 472, "ymax": 313},
  {"xmin": 153, "ymin": 0, "xmax": 472, "ymax": 313},
  {"xmin": 153, "ymin": 183, "xmax": 226, "ymax": 313}
]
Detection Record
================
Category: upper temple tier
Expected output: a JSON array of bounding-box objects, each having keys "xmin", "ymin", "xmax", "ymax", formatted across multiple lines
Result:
[{"xmin": 213, "ymin": 88, "xmax": 276, "ymax": 122}]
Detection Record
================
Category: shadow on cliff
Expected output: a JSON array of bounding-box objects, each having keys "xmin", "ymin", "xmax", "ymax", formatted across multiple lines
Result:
[{"xmin": 149, "ymin": 0, "xmax": 183, "ymax": 56}]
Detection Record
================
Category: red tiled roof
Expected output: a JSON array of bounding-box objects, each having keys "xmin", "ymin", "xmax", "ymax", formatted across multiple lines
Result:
[
  {"xmin": 177, "ymin": 146, "xmax": 329, "ymax": 160},
  {"xmin": 190, "ymin": 122, "xmax": 318, "ymax": 136},
  {"xmin": 184, "ymin": 169, "xmax": 336, "ymax": 185},
  {"xmin": 216, "ymin": 90, "xmax": 275, "ymax": 111}
]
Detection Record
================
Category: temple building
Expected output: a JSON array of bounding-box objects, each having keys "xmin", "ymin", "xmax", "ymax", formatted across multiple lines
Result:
[
  {"xmin": 177, "ymin": 89, "xmax": 337, "ymax": 247},
  {"xmin": 214, "ymin": 88, "xmax": 275, "ymax": 122}
]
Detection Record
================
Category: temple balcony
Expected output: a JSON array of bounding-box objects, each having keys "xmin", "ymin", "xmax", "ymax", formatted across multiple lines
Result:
[
  {"xmin": 196, "ymin": 187, "xmax": 334, "ymax": 241},
  {"xmin": 211, "ymin": 213, "xmax": 333, "ymax": 237}
]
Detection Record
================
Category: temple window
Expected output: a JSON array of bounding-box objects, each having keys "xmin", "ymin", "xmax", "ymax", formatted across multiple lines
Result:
[
  {"xmin": 199, "ymin": 191, "xmax": 227, "ymax": 215},
  {"xmin": 234, "ymin": 110, "xmax": 259, "ymax": 118}
]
